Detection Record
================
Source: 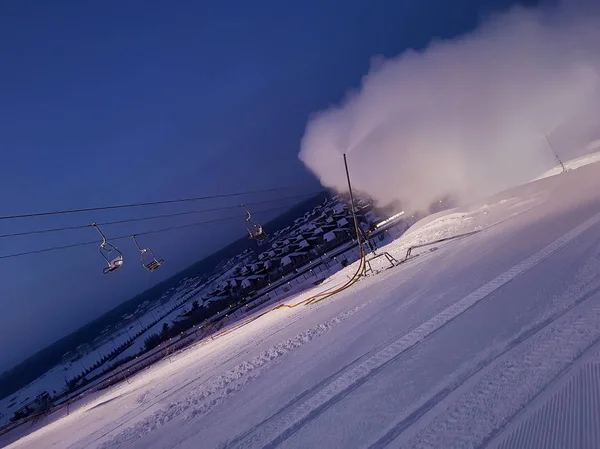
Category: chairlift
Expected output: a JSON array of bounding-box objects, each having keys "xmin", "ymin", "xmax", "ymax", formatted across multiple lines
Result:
[
  {"xmin": 242, "ymin": 204, "xmax": 268, "ymax": 245},
  {"xmin": 91, "ymin": 223, "xmax": 124, "ymax": 274},
  {"xmin": 131, "ymin": 234, "xmax": 164, "ymax": 272}
]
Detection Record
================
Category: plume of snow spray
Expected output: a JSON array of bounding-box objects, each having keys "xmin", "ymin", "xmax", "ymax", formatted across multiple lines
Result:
[{"xmin": 299, "ymin": 1, "xmax": 600, "ymax": 212}]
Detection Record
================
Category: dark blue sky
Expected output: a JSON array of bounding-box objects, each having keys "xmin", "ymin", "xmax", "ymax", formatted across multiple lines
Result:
[{"xmin": 0, "ymin": 0, "xmax": 539, "ymax": 371}]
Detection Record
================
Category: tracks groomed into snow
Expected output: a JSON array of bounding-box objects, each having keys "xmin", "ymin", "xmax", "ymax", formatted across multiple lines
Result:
[
  {"xmin": 225, "ymin": 210, "xmax": 600, "ymax": 449},
  {"xmin": 399, "ymin": 290, "xmax": 600, "ymax": 448},
  {"xmin": 492, "ymin": 361, "xmax": 600, "ymax": 449},
  {"xmin": 92, "ymin": 303, "xmax": 370, "ymax": 449}
]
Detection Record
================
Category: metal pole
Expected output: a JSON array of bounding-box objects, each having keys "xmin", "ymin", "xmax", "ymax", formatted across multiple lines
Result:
[
  {"xmin": 545, "ymin": 134, "xmax": 567, "ymax": 173},
  {"xmin": 343, "ymin": 154, "xmax": 373, "ymax": 253}
]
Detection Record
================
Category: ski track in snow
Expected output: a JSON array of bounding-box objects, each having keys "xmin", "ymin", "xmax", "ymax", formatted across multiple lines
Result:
[
  {"xmin": 397, "ymin": 288, "xmax": 600, "ymax": 449},
  {"xmin": 365, "ymin": 241, "xmax": 600, "ymax": 448},
  {"xmin": 223, "ymin": 209, "xmax": 600, "ymax": 449},
  {"xmin": 490, "ymin": 359, "xmax": 600, "ymax": 449},
  {"xmin": 89, "ymin": 302, "xmax": 370, "ymax": 449}
]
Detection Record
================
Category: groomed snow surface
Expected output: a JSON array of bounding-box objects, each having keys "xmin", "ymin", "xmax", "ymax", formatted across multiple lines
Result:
[{"xmin": 3, "ymin": 158, "xmax": 600, "ymax": 448}]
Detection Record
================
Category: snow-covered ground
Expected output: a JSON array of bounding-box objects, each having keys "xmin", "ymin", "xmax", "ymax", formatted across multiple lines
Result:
[
  {"xmin": 535, "ymin": 149, "xmax": 600, "ymax": 180},
  {"xmin": 0, "ymin": 289, "xmax": 199, "ymax": 428},
  {"xmin": 3, "ymin": 158, "xmax": 600, "ymax": 448},
  {"xmin": 0, "ymin": 326, "xmax": 138, "ymax": 425}
]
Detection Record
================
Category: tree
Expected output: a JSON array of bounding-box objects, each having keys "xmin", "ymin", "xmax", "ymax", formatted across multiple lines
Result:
[{"xmin": 144, "ymin": 333, "xmax": 162, "ymax": 351}]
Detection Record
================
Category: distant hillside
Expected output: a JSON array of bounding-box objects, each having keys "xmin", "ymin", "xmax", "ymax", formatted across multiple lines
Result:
[{"xmin": 0, "ymin": 191, "xmax": 329, "ymax": 400}]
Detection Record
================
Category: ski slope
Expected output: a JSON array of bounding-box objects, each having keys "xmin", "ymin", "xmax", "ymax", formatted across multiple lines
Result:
[{"xmin": 2, "ymin": 159, "xmax": 600, "ymax": 449}]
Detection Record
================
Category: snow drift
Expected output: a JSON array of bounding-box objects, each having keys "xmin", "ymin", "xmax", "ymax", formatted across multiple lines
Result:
[{"xmin": 299, "ymin": 0, "xmax": 600, "ymax": 212}]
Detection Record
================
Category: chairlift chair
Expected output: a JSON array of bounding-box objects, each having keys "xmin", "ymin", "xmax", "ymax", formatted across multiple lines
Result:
[
  {"xmin": 91, "ymin": 223, "xmax": 124, "ymax": 274},
  {"xmin": 132, "ymin": 234, "xmax": 164, "ymax": 272},
  {"xmin": 242, "ymin": 204, "xmax": 268, "ymax": 245}
]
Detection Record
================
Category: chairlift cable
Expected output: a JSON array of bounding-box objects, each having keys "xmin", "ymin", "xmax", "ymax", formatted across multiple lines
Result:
[
  {"xmin": 0, "ymin": 203, "xmax": 308, "ymax": 261},
  {"xmin": 0, "ymin": 191, "xmax": 326, "ymax": 240},
  {"xmin": 0, "ymin": 184, "xmax": 312, "ymax": 222}
]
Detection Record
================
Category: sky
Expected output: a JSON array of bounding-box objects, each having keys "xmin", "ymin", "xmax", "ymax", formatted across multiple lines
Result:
[{"xmin": 0, "ymin": 0, "xmax": 541, "ymax": 372}]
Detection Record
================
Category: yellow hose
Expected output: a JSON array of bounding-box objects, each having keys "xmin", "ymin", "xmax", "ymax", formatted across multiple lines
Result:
[{"xmin": 211, "ymin": 245, "xmax": 367, "ymax": 339}]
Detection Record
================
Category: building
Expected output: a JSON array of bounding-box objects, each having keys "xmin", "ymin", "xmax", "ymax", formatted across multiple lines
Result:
[{"xmin": 11, "ymin": 392, "xmax": 52, "ymax": 422}]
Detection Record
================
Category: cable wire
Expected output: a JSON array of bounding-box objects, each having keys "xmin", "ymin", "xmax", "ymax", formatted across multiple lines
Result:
[
  {"xmin": 0, "ymin": 185, "xmax": 312, "ymax": 222},
  {"xmin": 0, "ymin": 203, "xmax": 306, "ymax": 261},
  {"xmin": 0, "ymin": 191, "xmax": 326, "ymax": 240}
]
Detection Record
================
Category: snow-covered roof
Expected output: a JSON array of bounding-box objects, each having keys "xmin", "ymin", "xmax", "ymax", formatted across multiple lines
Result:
[
  {"xmin": 298, "ymin": 239, "xmax": 310, "ymax": 248},
  {"xmin": 241, "ymin": 275, "xmax": 266, "ymax": 289},
  {"xmin": 281, "ymin": 252, "xmax": 308, "ymax": 266},
  {"xmin": 324, "ymin": 231, "xmax": 337, "ymax": 242},
  {"xmin": 300, "ymin": 223, "xmax": 316, "ymax": 232},
  {"xmin": 325, "ymin": 228, "xmax": 349, "ymax": 242},
  {"xmin": 333, "ymin": 203, "xmax": 347, "ymax": 214},
  {"xmin": 337, "ymin": 217, "xmax": 349, "ymax": 227},
  {"xmin": 244, "ymin": 274, "xmax": 266, "ymax": 280}
]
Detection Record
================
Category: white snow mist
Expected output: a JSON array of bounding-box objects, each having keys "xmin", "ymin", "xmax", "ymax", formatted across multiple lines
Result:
[{"xmin": 299, "ymin": 1, "xmax": 600, "ymax": 212}]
